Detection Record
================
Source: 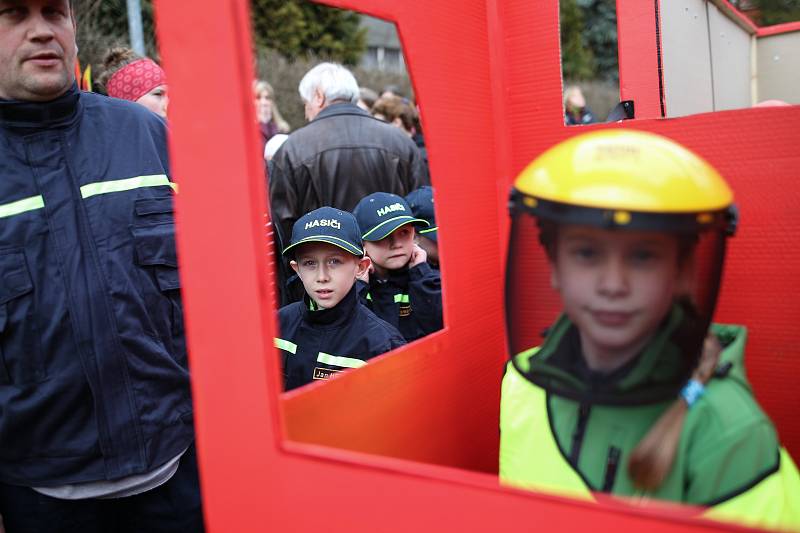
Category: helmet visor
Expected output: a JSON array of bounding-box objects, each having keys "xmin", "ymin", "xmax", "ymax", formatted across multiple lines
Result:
[{"xmin": 505, "ymin": 196, "xmax": 731, "ymax": 404}]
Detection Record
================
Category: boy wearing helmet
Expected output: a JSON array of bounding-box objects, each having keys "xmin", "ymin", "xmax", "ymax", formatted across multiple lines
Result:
[{"xmin": 500, "ymin": 130, "xmax": 800, "ymax": 530}]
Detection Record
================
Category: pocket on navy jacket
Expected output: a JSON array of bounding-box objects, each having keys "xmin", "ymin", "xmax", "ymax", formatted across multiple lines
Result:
[
  {"xmin": 131, "ymin": 222, "xmax": 186, "ymax": 362},
  {"xmin": 0, "ymin": 250, "xmax": 35, "ymax": 385}
]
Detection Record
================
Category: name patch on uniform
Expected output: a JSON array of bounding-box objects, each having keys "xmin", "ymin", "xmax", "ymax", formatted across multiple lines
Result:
[
  {"xmin": 313, "ymin": 367, "xmax": 342, "ymax": 380},
  {"xmin": 377, "ymin": 203, "xmax": 405, "ymax": 217},
  {"xmin": 305, "ymin": 219, "xmax": 341, "ymax": 230}
]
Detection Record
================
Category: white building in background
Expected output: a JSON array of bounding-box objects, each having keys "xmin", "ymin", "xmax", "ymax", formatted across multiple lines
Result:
[{"xmin": 359, "ymin": 16, "xmax": 405, "ymax": 73}]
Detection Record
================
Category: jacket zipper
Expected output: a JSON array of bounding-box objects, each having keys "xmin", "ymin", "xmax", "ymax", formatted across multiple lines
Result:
[{"xmin": 569, "ymin": 402, "xmax": 591, "ymax": 464}]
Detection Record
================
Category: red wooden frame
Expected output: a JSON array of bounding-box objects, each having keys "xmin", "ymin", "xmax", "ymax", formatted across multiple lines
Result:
[{"xmin": 154, "ymin": 0, "xmax": 799, "ymax": 530}]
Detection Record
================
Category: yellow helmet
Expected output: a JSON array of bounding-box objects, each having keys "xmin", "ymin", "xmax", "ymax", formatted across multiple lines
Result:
[
  {"xmin": 506, "ymin": 129, "xmax": 737, "ymax": 405},
  {"xmin": 512, "ymin": 130, "xmax": 736, "ymax": 234}
]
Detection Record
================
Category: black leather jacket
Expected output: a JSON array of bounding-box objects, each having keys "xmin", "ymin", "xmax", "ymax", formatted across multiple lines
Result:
[{"xmin": 268, "ymin": 103, "xmax": 429, "ymax": 251}]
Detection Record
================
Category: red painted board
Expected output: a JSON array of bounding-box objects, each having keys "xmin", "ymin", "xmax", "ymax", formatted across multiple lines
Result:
[{"xmin": 154, "ymin": 0, "xmax": 800, "ymax": 531}]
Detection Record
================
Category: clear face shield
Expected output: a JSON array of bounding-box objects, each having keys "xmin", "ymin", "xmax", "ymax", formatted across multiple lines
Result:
[{"xmin": 505, "ymin": 189, "xmax": 737, "ymax": 404}]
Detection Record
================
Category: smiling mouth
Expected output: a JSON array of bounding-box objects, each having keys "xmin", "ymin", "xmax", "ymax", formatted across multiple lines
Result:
[{"xmin": 591, "ymin": 310, "xmax": 634, "ymax": 326}]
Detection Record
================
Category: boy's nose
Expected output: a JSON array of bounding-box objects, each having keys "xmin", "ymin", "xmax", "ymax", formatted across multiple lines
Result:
[
  {"xmin": 597, "ymin": 257, "xmax": 629, "ymax": 297},
  {"xmin": 316, "ymin": 264, "xmax": 331, "ymax": 282}
]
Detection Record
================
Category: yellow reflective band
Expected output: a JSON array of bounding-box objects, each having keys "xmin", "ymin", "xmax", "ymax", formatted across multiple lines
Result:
[
  {"xmin": 0, "ymin": 195, "xmax": 44, "ymax": 218},
  {"xmin": 704, "ymin": 448, "xmax": 800, "ymax": 531},
  {"xmin": 317, "ymin": 352, "xmax": 366, "ymax": 369},
  {"xmin": 394, "ymin": 294, "xmax": 410, "ymax": 304},
  {"xmin": 500, "ymin": 361, "xmax": 594, "ymax": 500},
  {"xmin": 80, "ymin": 174, "xmax": 176, "ymax": 199},
  {"xmin": 274, "ymin": 338, "xmax": 297, "ymax": 354}
]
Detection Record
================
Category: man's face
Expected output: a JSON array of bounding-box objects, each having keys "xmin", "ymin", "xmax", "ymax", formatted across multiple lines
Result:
[
  {"xmin": 0, "ymin": 0, "xmax": 76, "ymax": 101},
  {"xmin": 550, "ymin": 225, "xmax": 686, "ymax": 372},
  {"xmin": 290, "ymin": 242, "xmax": 366, "ymax": 310},
  {"xmin": 363, "ymin": 224, "xmax": 416, "ymax": 276}
]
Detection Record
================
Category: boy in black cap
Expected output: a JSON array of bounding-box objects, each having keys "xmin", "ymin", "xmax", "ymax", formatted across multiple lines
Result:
[
  {"xmin": 405, "ymin": 185, "xmax": 439, "ymax": 268},
  {"xmin": 353, "ymin": 192, "xmax": 443, "ymax": 342},
  {"xmin": 276, "ymin": 206, "xmax": 406, "ymax": 391}
]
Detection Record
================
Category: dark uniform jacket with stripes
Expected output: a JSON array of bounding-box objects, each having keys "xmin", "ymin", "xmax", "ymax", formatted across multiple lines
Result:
[
  {"xmin": 277, "ymin": 285, "xmax": 406, "ymax": 391},
  {"xmin": 0, "ymin": 85, "xmax": 194, "ymax": 486},
  {"xmin": 358, "ymin": 262, "xmax": 443, "ymax": 342}
]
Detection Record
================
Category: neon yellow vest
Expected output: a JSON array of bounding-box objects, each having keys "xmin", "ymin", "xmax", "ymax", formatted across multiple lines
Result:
[{"xmin": 500, "ymin": 361, "xmax": 800, "ymax": 531}]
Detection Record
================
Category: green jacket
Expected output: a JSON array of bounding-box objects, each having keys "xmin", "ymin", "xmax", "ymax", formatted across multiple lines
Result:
[{"xmin": 500, "ymin": 313, "xmax": 800, "ymax": 530}]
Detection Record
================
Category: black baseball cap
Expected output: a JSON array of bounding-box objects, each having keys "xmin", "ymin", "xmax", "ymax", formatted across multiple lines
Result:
[
  {"xmin": 404, "ymin": 186, "xmax": 438, "ymax": 242},
  {"xmin": 353, "ymin": 192, "xmax": 429, "ymax": 242},
  {"xmin": 282, "ymin": 207, "xmax": 364, "ymax": 257}
]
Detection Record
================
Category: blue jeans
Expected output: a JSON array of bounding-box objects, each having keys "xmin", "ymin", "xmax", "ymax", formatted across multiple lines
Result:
[{"xmin": 0, "ymin": 443, "xmax": 204, "ymax": 533}]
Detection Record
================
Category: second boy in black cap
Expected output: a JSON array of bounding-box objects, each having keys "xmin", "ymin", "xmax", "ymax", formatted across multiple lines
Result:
[
  {"xmin": 405, "ymin": 185, "xmax": 439, "ymax": 269},
  {"xmin": 354, "ymin": 192, "xmax": 443, "ymax": 342},
  {"xmin": 276, "ymin": 207, "xmax": 406, "ymax": 391}
]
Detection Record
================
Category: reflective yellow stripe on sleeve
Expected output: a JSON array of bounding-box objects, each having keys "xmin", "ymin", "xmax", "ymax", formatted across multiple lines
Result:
[
  {"xmin": 317, "ymin": 352, "xmax": 366, "ymax": 369},
  {"xmin": 274, "ymin": 338, "xmax": 297, "ymax": 354},
  {"xmin": 80, "ymin": 174, "xmax": 177, "ymax": 199},
  {"xmin": 0, "ymin": 195, "xmax": 45, "ymax": 218}
]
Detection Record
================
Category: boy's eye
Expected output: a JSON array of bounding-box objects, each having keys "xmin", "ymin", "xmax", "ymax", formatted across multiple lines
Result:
[
  {"xmin": 629, "ymin": 249, "xmax": 658, "ymax": 264},
  {"xmin": 571, "ymin": 246, "xmax": 598, "ymax": 261},
  {"xmin": 301, "ymin": 259, "xmax": 316, "ymax": 267},
  {"xmin": 327, "ymin": 257, "xmax": 342, "ymax": 266}
]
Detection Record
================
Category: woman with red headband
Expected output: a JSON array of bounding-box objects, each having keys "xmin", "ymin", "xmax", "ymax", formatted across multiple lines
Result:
[{"xmin": 97, "ymin": 48, "xmax": 169, "ymax": 118}]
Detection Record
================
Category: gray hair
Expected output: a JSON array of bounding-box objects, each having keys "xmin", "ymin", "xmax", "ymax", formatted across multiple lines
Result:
[{"xmin": 298, "ymin": 62, "xmax": 359, "ymax": 105}]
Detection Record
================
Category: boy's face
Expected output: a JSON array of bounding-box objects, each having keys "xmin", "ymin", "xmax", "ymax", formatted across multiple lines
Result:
[
  {"xmin": 290, "ymin": 242, "xmax": 368, "ymax": 309},
  {"xmin": 550, "ymin": 225, "xmax": 686, "ymax": 371},
  {"xmin": 363, "ymin": 224, "xmax": 415, "ymax": 272}
]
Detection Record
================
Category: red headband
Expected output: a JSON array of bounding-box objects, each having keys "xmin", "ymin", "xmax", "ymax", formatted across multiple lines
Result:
[{"xmin": 106, "ymin": 58, "xmax": 167, "ymax": 102}]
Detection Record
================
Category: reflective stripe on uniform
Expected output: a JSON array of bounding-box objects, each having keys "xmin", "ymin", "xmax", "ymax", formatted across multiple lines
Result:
[
  {"xmin": 274, "ymin": 338, "xmax": 297, "ymax": 354},
  {"xmin": 317, "ymin": 352, "xmax": 366, "ymax": 369},
  {"xmin": 499, "ymin": 359, "xmax": 594, "ymax": 501},
  {"xmin": 80, "ymin": 174, "xmax": 177, "ymax": 199},
  {"xmin": 394, "ymin": 294, "xmax": 410, "ymax": 304},
  {"xmin": 703, "ymin": 448, "xmax": 800, "ymax": 531},
  {"xmin": 0, "ymin": 195, "xmax": 45, "ymax": 218}
]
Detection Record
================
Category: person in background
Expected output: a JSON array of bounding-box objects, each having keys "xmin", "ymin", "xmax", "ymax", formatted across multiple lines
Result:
[
  {"xmin": 354, "ymin": 192, "xmax": 443, "ymax": 342},
  {"xmin": 97, "ymin": 47, "xmax": 169, "ymax": 118},
  {"xmin": 563, "ymin": 85, "xmax": 595, "ymax": 126},
  {"xmin": 380, "ymin": 84, "xmax": 403, "ymax": 99},
  {"xmin": 0, "ymin": 1, "xmax": 202, "ymax": 531},
  {"xmin": 268, "ymin": 62, "xmax": 428, "ymax": 304},
  {"xmin": 253, "ymin": 79, "xmax": 290, "ymax": 152},
  {"xmin": 372, "ymin": 95, "xmax": 429, "ymax": 168},
  {"xmin": 357, "ymin": 86, "xmax": 378, "ymax": 111},
  {"xmin": 276, "ymin": 207, "xmax": 406, "ymax": 391},
  {"xmin": 404, "ymin": 186, "xmax": 439, "ymax": 269},
  {"xmin": 264, "ymin": 133, "xmax": 288, "ymax": 162}
]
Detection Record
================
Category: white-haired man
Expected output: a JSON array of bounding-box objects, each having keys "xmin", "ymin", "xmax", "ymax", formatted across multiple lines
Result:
[
  {"xmin": 268, "ymin": 62, "xmax": 429, "ymax": 302},
  {"xmin": 0, "ymin": 1, "xmax": 202, "ymax": 531}
]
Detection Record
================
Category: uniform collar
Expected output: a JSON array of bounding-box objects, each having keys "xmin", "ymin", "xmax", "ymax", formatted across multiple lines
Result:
[
  {"xmin": 302, "ymin": 283, "xmax": 359, "ymax": 326},
  {"xmin": 516, "ymin": 304, "xmax": 696, "ymax": 406},
  {"xmin": 0, "ymin": 83, "xmax": 80, "ymax": 129},
  {"xmin": 313, "ymin": 102, "xmax": 370, "ymax": 122}
]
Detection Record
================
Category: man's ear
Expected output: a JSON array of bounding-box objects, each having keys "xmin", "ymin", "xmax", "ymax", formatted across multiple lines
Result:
[
  {"xmin": 356, "ymin": 256, "xmax": 371, "ymax": 277},
  {"xmin": 289, "ymin": 260, "xmax": 300, "ymax": 274},
  {"xmin": 314, "ymin": 88, "xmax": 326, "ymax": 108}
]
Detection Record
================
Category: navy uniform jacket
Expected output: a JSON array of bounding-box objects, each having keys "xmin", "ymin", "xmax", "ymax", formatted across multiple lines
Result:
[
  {"xmin": 358, "ymin": 262, "xmax": 443, "ymax": 342},
  {"xmin": 276, "ymin": 285, "xmax": 406, "ymax": 391},
  {"xmin": 0, "ymin": 85, "xmax": 193, "ymax": 486}
]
